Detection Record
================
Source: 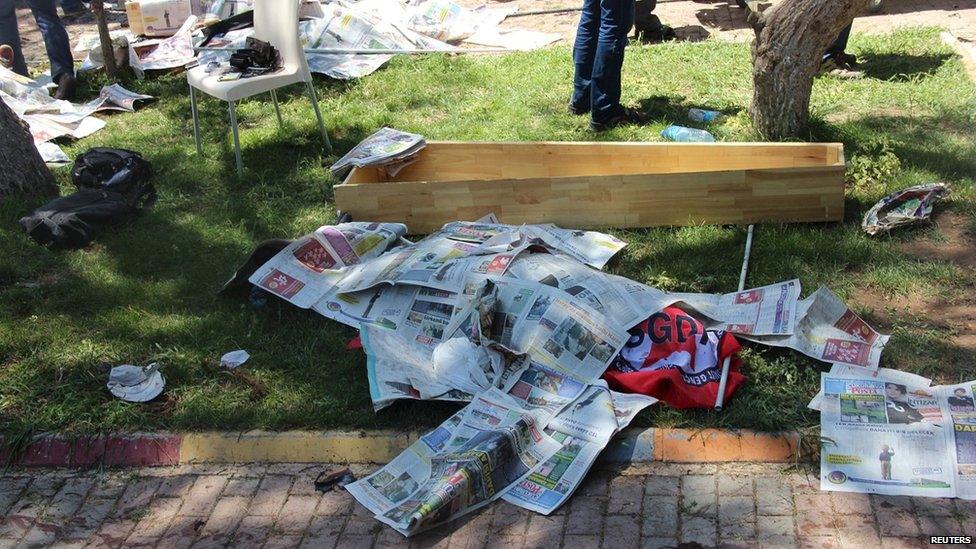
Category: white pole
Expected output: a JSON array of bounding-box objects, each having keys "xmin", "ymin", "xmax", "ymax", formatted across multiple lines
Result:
[{"xmin": 714, "ymin": 223, "xmax": 754, "ymax": 410}]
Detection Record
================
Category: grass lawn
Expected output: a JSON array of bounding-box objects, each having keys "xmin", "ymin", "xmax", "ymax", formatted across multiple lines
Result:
[{"xmin": 1, "ymin": 27, "xmax": 975, "ymax": 437}]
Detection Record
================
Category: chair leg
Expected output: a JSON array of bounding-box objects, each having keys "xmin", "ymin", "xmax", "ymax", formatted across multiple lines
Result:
[
  {"xmin": 270, "ymin": 89, "xmax": 283, "ymax": 130},
  {"xmin": 305, "ymin": 81, "xmax": 331, "ymax": 152},
  {"xmin": 189, "ymin": 84, "xmax": 202, "ymax": 156},
  {"xmin": 228, "ymin": 100, "xmax": 243, "ymax": 176}
]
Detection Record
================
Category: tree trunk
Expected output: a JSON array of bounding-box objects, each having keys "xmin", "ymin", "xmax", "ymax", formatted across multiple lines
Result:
[
  {"xmin": 749, "ymin": 0, "xmax": 868, "ymax": 140},
  {"xmin": 91, "ymin": 0, "xmax": 118, "ymax": 80},
  {"xmin": 0, "ymin": 98, "xmax": 58, "ymax": 199}
]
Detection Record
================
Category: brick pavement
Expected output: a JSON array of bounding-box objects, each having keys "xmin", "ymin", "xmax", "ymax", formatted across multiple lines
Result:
[{"xmin": 1, "ymin": 462, "xmax": 974, "ymax": 548}]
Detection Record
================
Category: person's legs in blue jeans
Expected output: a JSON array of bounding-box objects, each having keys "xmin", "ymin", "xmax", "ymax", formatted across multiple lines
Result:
[
  {"xmin": 570, "ymin": 0, "xmax": 600, "ymax": 114},
  {"xmin": 590, "ymin": 0, "xmax": 634, "ymax": 124},
  {"xmin": 0, "ymin": 0, "xmax": 31, "ymax": 76},
  {"xmin": 27, "ymin": 0, "xmax": 75, "ymax": 82},
  {"xmin": 823, "ymin": 22, "xmax": 852, "ymax": 61}
]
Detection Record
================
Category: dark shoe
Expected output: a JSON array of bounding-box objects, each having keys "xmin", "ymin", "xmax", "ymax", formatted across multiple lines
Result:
[
  {"xmin": 568, "ymin": 103, "xmax": 588, "ymax": 116},
  {"xmin": 53, "ymin": 72, "xmax": 77, "ymax": 101},
  {"xmin": 589, "ymin": 106, "xmax": 647, "ymax": 132},
  {"xmin": 836, "ymin": 52, "xmax": 861, "ymax": 69}
]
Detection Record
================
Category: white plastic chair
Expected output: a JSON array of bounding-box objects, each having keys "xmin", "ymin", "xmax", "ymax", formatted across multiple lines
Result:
[{"xmin": 187, "ymin": 0, "xmax": 331, "ymax": 175}]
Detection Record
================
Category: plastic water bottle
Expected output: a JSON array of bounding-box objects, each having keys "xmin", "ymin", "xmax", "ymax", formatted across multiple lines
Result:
[
  {"xmin": 688, "ymin": 108, "xmax": 721, "ymax": 123},
  {"xmin": 661, "ymin": 125, "xmax": 715, "ymax": 142}
]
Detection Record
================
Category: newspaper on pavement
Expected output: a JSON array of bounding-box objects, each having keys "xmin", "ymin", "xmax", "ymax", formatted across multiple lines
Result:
[
  {"xmin": 346, "ymin": 387, "xmax": 562, "ymax": 536},
  {"xmin": 503, "ymin": 381, "xmax": 657, "ymax": 514},
  {"xmin": 743, "ymin": 287, "xmax": 889, "ymax": 369},
  {"xmin": 819, "ymin": 372, "xmax": 976, "ymax": 499},
  {"xmin": 940, "ymin": 380, "xmax": 976, "ymax": 499}
]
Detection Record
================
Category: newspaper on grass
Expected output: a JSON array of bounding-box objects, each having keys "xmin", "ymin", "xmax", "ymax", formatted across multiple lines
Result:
[
  {"xmin": 329, "ymin": 127, "xmax": 426, "ymax": 177},
  {"xmin": 743, "ymin": 287, "xmax": 889, "ymax": 369},
  {"xmin": 345, "ymin": 388, "xmax": 562, "ymax": 536},
  {"xmin": 808, "ymin": 364, "xmax": 932, "ymax": 412},
  {"xmin": 0, "ymin": 66, "xmax": 154, "ymax": 162},
  {"xmin": 819, "ymin": 372, "xmax": 976, "ymax": 499}
]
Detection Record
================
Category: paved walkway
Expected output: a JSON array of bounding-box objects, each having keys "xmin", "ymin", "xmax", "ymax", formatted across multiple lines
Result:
[
  {"xmin": 483, "ymin": 0, "xmax": 976, "ymax": 44},
  {"xmin": 1, "ymin": 462, "xmax": 974, "ymax": 548}
]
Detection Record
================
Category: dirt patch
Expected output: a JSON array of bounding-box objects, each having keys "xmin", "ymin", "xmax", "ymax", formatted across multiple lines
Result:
[
  {"xmin": 898, "ymin": 211, "xmax": 976, "ymax": 270},
  {"xmin": 850, "ymin": 285, "xmax": 976, "ymax": 353}
]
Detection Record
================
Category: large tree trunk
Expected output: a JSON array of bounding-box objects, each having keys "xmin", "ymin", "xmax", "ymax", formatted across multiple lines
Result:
[
  {"xmin": 91, "ymin": 0, "xmax": 118, "ymax": 79},
  {"xmin": 749, "ymin": 0, "xmax": 868, "ymax": 140},
  {"xmin": 0, "ymin": 98, "xmax": 58, "ymax": 199}
]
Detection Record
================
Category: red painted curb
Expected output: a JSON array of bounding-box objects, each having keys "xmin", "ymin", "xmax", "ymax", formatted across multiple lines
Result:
[{"xmin": 1, "ymin": 434, "xmax": 182, "ymax": 468}]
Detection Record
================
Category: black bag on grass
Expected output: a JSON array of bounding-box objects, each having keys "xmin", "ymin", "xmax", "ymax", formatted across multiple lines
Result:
[
  {"xmin": 71, "ymin": 147, "xmax": 152, "ymax": 193},
  {"xmin": 20, "ymin": 149, "xmax": 156, "ymax": 250}
]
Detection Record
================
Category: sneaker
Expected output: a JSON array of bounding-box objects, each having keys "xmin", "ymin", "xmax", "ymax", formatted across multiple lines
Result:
[
  {"xmin": 53, "ymin": 72, "xmax": 77, "ymax": 101},
  {"xmin": 589, "ymin": 106, "xmax": 648, "ymax": 132}
]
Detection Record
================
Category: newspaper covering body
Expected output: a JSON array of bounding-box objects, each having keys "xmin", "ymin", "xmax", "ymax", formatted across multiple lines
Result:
[
  {"xmin": 335, "ymin": 237, "xmax": 520, "ymax": 294},
  {"xmin": 450, "ymin": 277, "xmax": 629, "ymax": 389},
  {"xmin": 941, "ymin": 380, "xmax": 976, "ymax": 499},
  {"xmin": 129, "ymin": 16, "xmax": 198, "ymax": 77},
  {"xmin": 346, "ymin": 388, "xmax": 561, "ymax": 536},
  {"xmin": 519, "ymin": 224, "xmax": 626, "ymax": 270},
  {"xmin": 503, "ymin": 382, "xmax": 657, "ymax": 514},
  {"xmin": 744, "ymin": 287, "xmax": 889, "ymax": 369},
  {"xmin": 820, "ymin": 372, "xmax": 956, "ymax": 498},
  {"xmin": 505, "ymin": 253, "xmax": 645, "ymax": 330},
  {"xmin": 361, "ymin": 324, "xmax": 471, "ymax": 410},
  {"xmin": 247, "ymin": 222, "xmax": 408, "ymax": 308}
]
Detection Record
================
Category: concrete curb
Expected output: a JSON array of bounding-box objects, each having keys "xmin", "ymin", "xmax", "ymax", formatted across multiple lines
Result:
[{"xmin": 1, "ymin": 428, "xmax": 812, "ymax": 468}]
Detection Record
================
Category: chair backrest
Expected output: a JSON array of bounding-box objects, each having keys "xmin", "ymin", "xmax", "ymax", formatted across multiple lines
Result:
[{"xmin": 252, "ymin": 0, "xmax": 310, "ymax": 80}]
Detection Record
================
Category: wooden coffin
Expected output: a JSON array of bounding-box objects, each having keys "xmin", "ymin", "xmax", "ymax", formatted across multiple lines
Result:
[{"xmin": 334, "ymin": 141, "xmax": 846, "ymax": 234}]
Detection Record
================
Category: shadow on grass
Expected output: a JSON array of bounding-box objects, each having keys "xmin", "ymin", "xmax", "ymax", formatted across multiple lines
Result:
[{"xmin": 858, "ymin": 53, "xmax": 953, "ymax": 81}]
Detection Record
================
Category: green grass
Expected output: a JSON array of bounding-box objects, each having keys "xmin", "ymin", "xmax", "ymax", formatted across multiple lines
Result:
[{"xmin": 2, "ymin": 27, "xmax": 975, "ymax": 435}]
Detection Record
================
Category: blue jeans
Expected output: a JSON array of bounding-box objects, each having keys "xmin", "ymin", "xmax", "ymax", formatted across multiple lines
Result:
[
  {"xmin": 0, "ymin": 0, "xmax": 75, "ymax": 81},
  {"xmin": 571, "ymin": 0, "xmax": 634, "ymax": 123},
  {"xmin": 824, "ymin": 23, "xmax": 852, "ymax": 59}
]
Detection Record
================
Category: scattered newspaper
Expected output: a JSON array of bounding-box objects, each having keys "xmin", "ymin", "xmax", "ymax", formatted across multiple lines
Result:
[
  {"xmin": 819, "ymin": 372, "xmax": 976, "ymax": 499},
  {"xmin": 742, "ymin": 287, "xmax": 889, "ymax": 369},
  {"xmin": 329, "ymin": 127, "xmax": 427, "ymax": 177},
  {"xmin": 194, "ymin": 0, "xmax": 560, "ymax": 80},
  {"xmin": 0, "ymin": 67, "xmax": 154, "ymax": 162},
  {"xmin": 862, "ymin": 183, "xmax": 949, "ymax": 236},
  {"xmin": 129, "ymin": 16, "xmax": 198, "ymax": 77},
  {"xmin": 504, "ymin": 382, "xmax": 656, "ymax": 514},
  {"xmin": 346, "ymin": 388, "xmax": 562, "ymax": 535}
]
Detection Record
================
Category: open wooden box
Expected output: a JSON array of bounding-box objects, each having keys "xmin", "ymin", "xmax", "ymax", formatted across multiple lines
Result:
[{"xmin": 334, "ymin": 141, "xmax": 846, "ymax": 234}]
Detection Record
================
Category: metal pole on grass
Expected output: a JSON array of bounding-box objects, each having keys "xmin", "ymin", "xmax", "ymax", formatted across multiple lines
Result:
[{"xmin": 714, "ymin": 223, "xmax": 754, "ymax": 410}]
